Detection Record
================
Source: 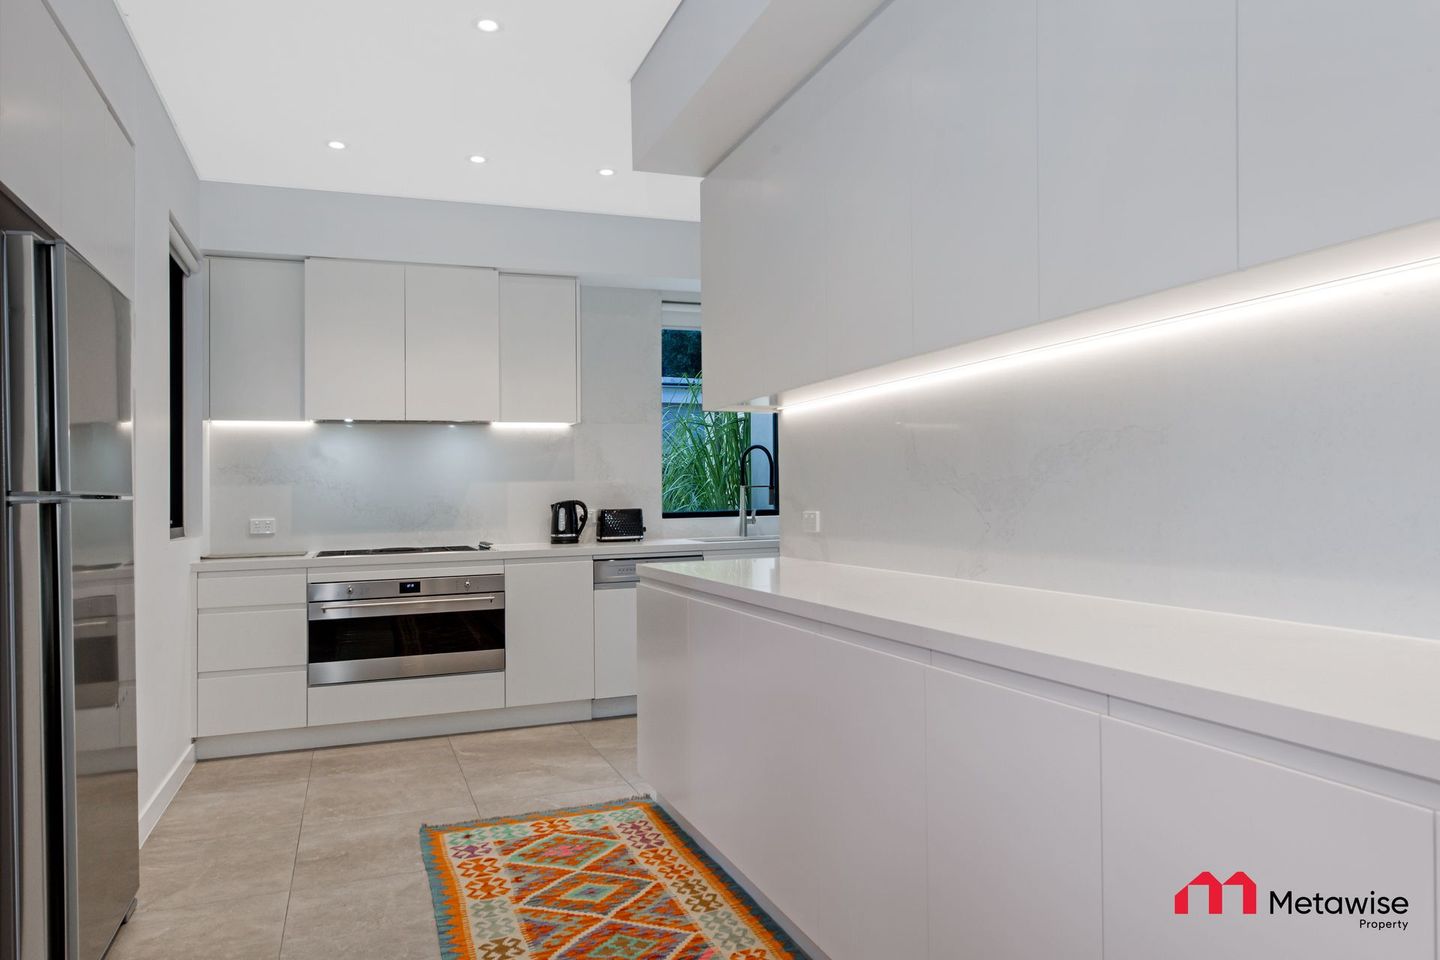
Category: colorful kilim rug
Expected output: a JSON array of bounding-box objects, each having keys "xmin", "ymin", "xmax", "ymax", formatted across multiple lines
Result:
[{"xmin": 420, "ymin": 798, "xmax": 809, "ymax": 960}]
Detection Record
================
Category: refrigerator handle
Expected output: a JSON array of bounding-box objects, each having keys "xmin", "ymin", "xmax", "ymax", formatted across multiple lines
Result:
[
  {"xmin": 49, "ymin": 243, "xmax": 70, "ymax": 496},
  {"xmin": 51, "ymin": 500, "xmax": 77, "ymax": 960}
]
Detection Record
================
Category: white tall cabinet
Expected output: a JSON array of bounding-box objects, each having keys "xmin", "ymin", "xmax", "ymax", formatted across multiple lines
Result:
[
  {"xmin": 503, "ymin": 559, "xmax": 594, "ymax": 708},
  {"xmin": 304, "ymin": 259, "xmax": 407, "ymax": 421},
  {"xmin": 499, "ymin": 274, "xmax": 579, "ymax": 423},
  {"xmin": 404, "ymin": 264, "xmax": 500, "ymax": 422}
]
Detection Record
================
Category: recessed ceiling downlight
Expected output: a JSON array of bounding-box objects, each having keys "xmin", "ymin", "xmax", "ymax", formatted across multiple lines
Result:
[
  {"xmin": 476, "ymin": 18, "xmax": 500, "ymax": 32},
  {"xmin": 597, "ymin": 168, "xmax": 616, "ymax": 177},
  {"xmin": 327, "ymin": 140, "xmax": 346, "ymax": 150},
  {"xmin": 469, "ymin": 155, "xmax": 487, "ymax": 164}
]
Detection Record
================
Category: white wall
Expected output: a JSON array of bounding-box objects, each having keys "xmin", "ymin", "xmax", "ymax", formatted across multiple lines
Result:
[
  {"xmin": 207, "ymin": 287, "xmax": 768, "ymax": 553},
  {"xmin": 199, "ymin": 181, "xmax": 701, "ymax": 291},
  {"xmin": 781, "ymin": 259, "xmax": 1440, "ymax": 640},
  {"xmin": 41, "ymin": 0, "xmax": 203, "ymax": 825}
]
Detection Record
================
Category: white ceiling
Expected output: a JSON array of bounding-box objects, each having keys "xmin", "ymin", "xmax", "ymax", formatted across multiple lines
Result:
[{"xmin": 115, "ymin": 0, "xmax": 700, "ymax": 221}]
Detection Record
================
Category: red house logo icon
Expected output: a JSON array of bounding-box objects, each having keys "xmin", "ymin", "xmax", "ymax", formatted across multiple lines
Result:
[{"xmin": 1175, "ymin": 871, "xmax": 1257, "ymax": 915}]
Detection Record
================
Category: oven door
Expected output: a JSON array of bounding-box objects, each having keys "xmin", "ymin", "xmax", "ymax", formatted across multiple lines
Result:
[{"xmin": 307, "ymin": 593, "xmax": 505, "ymax": 686}]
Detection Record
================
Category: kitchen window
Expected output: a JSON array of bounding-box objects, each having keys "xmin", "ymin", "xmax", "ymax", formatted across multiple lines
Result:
[
  {"xmin": 168, "ymin": 254, "xmax": 185, "ymax": 536},
  {"xmin": 660, "ymin": 313, "xmax": 779, "ymax": 518}
]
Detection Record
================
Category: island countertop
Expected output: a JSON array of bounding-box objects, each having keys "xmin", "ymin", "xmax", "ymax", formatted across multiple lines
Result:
[{"xmin": 639, "ymin": 555, "xmax": 1440, "ymax": 783}]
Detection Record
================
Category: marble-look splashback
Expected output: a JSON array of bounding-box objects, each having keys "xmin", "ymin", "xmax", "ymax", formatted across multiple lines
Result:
[
  {"xmin": 781, "ymin": 259, "xmax": 1440, "ymax": 640},
  {"xmin": 206, "ymin": 287, "xmax": 770, "ymax": 553}
]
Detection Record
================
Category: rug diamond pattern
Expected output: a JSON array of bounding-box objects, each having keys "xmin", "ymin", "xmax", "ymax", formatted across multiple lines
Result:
[{"xmin": 423, "ymin": 799, "xmax": 808, "ymax": 960}]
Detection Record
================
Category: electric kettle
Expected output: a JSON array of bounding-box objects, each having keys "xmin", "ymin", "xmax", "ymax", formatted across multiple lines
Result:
[{"xmin": 550, "ymin": 500, "xmax": 588, "ymax": 544}]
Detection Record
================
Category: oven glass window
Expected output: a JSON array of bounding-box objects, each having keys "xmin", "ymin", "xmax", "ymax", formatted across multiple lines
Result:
[{"xmin": 309, "ymin": 609, "xmax": 504, "ymax": 665}]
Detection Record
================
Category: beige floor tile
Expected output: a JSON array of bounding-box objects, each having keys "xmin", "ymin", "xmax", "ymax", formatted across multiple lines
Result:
[
  {"xmin": 470, "ymin": 785, "xmax": 645, "ymax": 821},
  {"xmin": 303, "ymin": 761, "xmax": 474, "ymax": 825},
  {"xmin": 456, "ymin": 739, "xmax": 630, "ymax": 805},
  {"xmin": 309, "ymin": 735, "xmax": 458, "ymax": 778},
  {"xmin": 291, "ymin": 805, "xmax": 476, "ymax": 893},
  {"xmin": 138, "ymin": 827, "xmax": 299, "ymax": 911},
  {"xmin": 107, "ymin": 892, "xmax": 288, "ymax": 960},
  {"xmin": 184, "ymin": 750, "xmax": 313, "ymax": 791},
  {"xmin": 280, "ymin": 870, "xmax": 441, "ymax": 960},
  {"xmin": 449, "ymin": 722, "xmax": 588, "ymax": 757},
  {"xmin": 148, "ymin": 778, "xmax": 310, "ymax": 843}
]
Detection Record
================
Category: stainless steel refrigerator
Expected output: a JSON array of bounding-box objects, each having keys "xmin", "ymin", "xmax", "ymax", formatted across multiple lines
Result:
[{"xmin": 0, "ymin": 226, "xmax": 137, "ymax": 960}]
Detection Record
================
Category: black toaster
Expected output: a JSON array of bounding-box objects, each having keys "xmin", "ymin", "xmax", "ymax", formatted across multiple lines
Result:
[{"xmin": 596, "ymin": 509, "xmax": 646, "ymax": 542}]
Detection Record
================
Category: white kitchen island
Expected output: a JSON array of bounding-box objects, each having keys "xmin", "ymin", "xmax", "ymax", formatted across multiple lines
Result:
[{"xmin": 637, "ymin": 556, "xmax": 1440, "ymax": 960}]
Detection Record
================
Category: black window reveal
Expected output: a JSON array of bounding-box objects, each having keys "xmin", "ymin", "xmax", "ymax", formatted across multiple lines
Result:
[{"xmin": 168, "ymin": 255, "xmax": 184, "ymax": 536}]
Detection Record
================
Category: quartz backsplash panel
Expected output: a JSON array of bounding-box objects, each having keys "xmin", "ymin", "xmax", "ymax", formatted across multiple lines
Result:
[
  {"xmin": 208, "ymin": 287, "xmax": 687, "ymax": 553},
  {"xmin": 780, "ymin": 259, "xmax": 1440, "ymax": 639}
]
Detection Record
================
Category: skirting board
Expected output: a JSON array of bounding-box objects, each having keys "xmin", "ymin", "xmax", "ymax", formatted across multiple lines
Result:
[
  {"xmin": 139, "ymin": 744, "xmax": 195, "ymax": 845},
  {"xmin": 592, "ymin": 695, "xmax": 637, "ymax": 719},
  {"xmin": 655, "ymin": 793, "xmax": 833, "ymax": 960},
  {"xmin": 195, "ymin": 700, "xmax": 593, "ymax": 759}
]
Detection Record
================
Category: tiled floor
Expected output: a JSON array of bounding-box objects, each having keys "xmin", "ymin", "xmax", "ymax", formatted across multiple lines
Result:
[{"xmin": 107, "ymin": 717, "xmax": 646, "ymax": 960}]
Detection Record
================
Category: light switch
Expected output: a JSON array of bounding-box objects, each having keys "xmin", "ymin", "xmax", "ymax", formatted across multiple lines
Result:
[
  {"xmin": 248, "ymin": 517, "xmax": 277, "ymax": 536},
  {"xmin": 802, "ymin": 511, "xmax": 822, "ymax": 534}
]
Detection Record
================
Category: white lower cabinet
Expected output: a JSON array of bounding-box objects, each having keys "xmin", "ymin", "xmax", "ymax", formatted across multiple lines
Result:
[
  {"xmin": 308, "ymin": 672, "xmax": 504, "ymax": 726},
  {"xmin": 593, "ymin": 585, "xmax": 638, "ymax": 699},
  {"xmin": 925, "ymin": 666, "xmax": 1103, "ymax": 960},
  {"xmin": 635, "ymin": 584, "xmax": 690, "ymax": 802},
  {"xmin": 681, "ymin": 598, "xmax": 928, "ymax": 960},
  {"xmin": 1102, "ymin": 718, "xmax": 1435, "ymax": 960},
  {"xmin": 503, "ymin": 559, "xmax": 595, "ymax": 707},
  {"xmin": 198, "ymin": 669, "xmax": 307, "ymax": 737}
]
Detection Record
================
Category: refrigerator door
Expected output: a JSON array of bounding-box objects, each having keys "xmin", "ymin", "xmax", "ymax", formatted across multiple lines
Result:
[
  {"xmin": 61, "ymin": 497, "xmax": 135, "ymax": 960},
  {"xmin": 3, "ymin": 500, "xmax": 50, "ymax": 960},
  {"xmin": 56, "ymin": 246, "xmax": 131, "ymax": 498}
]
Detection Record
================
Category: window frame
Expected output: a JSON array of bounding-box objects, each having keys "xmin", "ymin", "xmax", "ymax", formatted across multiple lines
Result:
[
  {"xmin": 659, "ymin": 315, "xmax": 780, "ymax": 519},
  {"xmin": 167, "ymin": 220, "xmax": 198, "ymax": 540}
]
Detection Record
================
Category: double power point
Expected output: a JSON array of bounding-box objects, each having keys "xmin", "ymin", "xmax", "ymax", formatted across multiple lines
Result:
[{"xmin": 801, "ymin": 511, "xmax": 822, "ymax": 534}]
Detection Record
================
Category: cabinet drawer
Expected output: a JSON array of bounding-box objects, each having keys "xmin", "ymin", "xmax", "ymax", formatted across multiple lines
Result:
[
  {"xmin": 198, "ymin": 608, "xmax": 307, "ymax": 672},
  {"xmin": 198, "ymin": 669, "xmax": 307, "ymax": 737},
  {"xmin": 197, "ymin": 572, "xmax": 306, "ymax": 609},
  {"xmin": 308, "ymin": 672, "xmax": 505, "ymax": 727}
]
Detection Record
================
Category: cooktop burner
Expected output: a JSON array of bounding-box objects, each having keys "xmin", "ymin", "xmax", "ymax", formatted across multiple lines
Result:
[{"xmin": 314, "ymin": 542, "xmax": 493, "ymax": 558}]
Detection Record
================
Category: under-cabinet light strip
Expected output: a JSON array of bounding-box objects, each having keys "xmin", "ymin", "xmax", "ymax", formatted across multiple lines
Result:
[{"xmin": 781, "ymin": 253, "xmax": 1440, "ymax": 414}]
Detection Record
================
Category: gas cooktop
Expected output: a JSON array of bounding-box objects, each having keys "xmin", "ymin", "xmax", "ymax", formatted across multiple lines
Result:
[{"xmin": 313, "ymin": 543, "xmax": 493, "ymax": 558}]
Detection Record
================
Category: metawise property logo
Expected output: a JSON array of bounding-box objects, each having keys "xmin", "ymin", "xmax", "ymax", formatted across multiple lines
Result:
[{"xmin": 1174, "ymin": 871, "xmax": 1412, "ymax": 932}]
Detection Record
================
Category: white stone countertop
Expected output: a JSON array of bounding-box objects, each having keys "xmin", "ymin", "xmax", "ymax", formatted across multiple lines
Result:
[
  {"xmin": 639, "ymin": 556, "xmax": 1440, "ymax": 783},
  {"xmin": 192, "ymin": 537, "xmax": 779, "ymax": 573}
]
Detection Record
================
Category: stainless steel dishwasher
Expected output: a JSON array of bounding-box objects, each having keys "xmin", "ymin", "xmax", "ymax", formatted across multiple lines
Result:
[{"xmin": 593, "ymin": 554, "xmax": 702, "ymax": 699}]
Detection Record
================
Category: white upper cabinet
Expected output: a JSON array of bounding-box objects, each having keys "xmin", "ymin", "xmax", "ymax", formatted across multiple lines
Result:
[
  {"xmin": 499, "ymin": 274, "xmax": 579, "ymax": 423},
  {"xmin": 1237, "ymin": 0, "xmax": 1440, "ymax": 267},
  {"xmin": 0, "ymin": 0, "xmax": 134, "ymax": 298},
  {"xmin": 812, "ymin": 0, "xmax": 914, "ymax": 380},
  {"xmin": 209, "ymin": 258, "xmax": 305, "ymax": 421},
  {"xmin": 909, "ymin": 0, "xmax": 1039, "ymax": 354},
  {"xmin": 304, "ymin": 258, "xmax": 406, "ymax": 421},
  {"xmin": 404, "ymin": 264, "xmax": 500, "ymax": 422},
  {"xmin": 1037, "ymin": 0, "xmax": 1236, "ymax": 321},
  {"xmin": 0, "ymin": 0, "xmax": 67, "ymax": 232}
]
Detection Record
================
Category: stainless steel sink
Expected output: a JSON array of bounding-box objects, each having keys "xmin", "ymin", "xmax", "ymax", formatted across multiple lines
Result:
[{"xmin": 686, "ymin": 536, "xmax": 779, "ymax": 543}]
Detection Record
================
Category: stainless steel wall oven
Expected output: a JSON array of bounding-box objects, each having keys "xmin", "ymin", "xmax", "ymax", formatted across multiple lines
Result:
[{"xmin": 307, "ymin": 574, "xmax": 504, "ymax": 686}]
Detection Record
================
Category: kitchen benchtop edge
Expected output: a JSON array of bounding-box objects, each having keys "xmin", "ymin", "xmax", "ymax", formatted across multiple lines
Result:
[{"xmin": 193, "ymin": 537, "xmax": 779, "ymax": 573}]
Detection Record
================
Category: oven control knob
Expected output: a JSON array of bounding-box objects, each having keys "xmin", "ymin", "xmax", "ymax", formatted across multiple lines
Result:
[
  {"xmin": 464, "ymin": 580, "xmax": 471, "ymax": 589},
  {"xmin": 346, "ymin": 586, "xmax": 353, "ymax": 595}
]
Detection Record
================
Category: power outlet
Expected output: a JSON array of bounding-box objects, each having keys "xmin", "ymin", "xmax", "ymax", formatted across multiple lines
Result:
[
  {"xmin": 248, "ymin": 517, "xmax": 277, "ymax": 536},
  {"xmin": 802, "ymin": 510, "xmax": 822, "ymax": 534}
]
